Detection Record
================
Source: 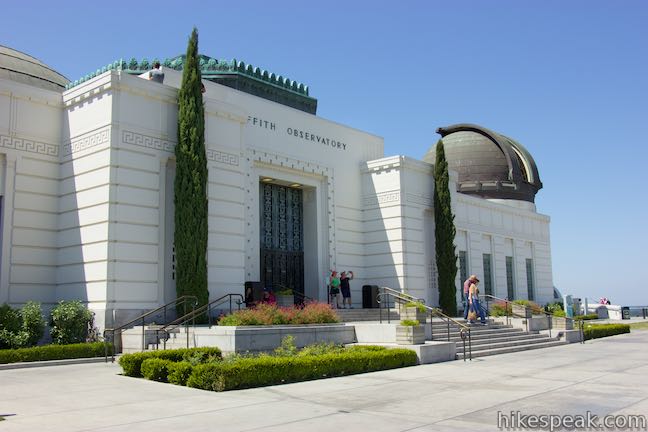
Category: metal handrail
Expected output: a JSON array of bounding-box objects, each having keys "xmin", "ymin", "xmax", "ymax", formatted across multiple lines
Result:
[
  {"xmin": 377, "ymin": 289, "xmax": 472, "ymax": 361},
  {"xmin": 480, "ymin": 294, "xmax": 530, "ymax": 331},
  {"xmin": 103, "ymin": 295, "xmax": 198, "ymax": 362},
  {"xmin": 480, "ymin": 294, "xmax": 585, "ymax": 343},
  {"xmin": 155, "ymin": 293, "xmax": 244, "ymax": 350},
  {"xmin": 381, "ymin": 286, "xmax": 425, "ymax": 304}
]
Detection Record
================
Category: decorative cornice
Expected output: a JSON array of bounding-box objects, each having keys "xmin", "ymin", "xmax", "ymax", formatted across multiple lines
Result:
[
  {"xmin": 122, "ymin": 130, "xmax": 239, "ymax": 166},
  {"xmin": 0, "ymin": 135, "xmax": 58, "ymax": 157},
  {"xmin": 63, "ymin": 128, "xmax": 110, "ymax": 156}
]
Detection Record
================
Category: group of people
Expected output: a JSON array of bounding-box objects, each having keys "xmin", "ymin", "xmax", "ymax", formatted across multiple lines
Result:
[
  {"xmin": 329, "ymin": 270, "xmax": 354, "ymax": 309},
  {"xmin": 463, "ymin": 274, "xmax": 487, "ymax": 325}
]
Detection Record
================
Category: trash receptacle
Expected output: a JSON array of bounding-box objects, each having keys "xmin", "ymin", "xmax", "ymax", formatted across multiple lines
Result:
[
  {"xmin": 362, "ymin": 285, "xmax": 379, "ymax": 309},
  {"xmin": 622, "ymin": 306, "xmax": 631, "ymax": 320}
]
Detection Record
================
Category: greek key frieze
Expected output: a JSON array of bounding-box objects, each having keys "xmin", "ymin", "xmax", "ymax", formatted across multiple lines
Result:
[{"xmin": 0, "ymin": 135, "xmax": 59, "ymax": 157}]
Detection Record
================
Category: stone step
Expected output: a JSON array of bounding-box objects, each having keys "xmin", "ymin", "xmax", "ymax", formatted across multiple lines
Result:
[
  {"xmin": 464, "ymin": 335, "xmax": 559, "ymax": 350},
  {"xmin": 457, "ymin": 339, "xmax": 567, "ymax": 359},
  {"xmin": 448, "ymin": 332, "xmax": 545, "ymax": 344}
]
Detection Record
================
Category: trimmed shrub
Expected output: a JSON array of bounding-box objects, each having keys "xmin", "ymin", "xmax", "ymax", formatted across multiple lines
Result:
[
  {"xmin": 544, "ymin": 301, "xmax": 564, "ymax": 314},
  {"xmin": 119, "ymin": 347, "xmax": 222, "ymax": 377},
  {"xmin": 400, "ymin": 319, "xmax": 420, "ymax": 326},
  {"xmin": 0, "ymin": 341, "xmax": 109, "ymax": 364},
  {"xmin": 218, "ymin": 302, "xmax": 339, "ymax": 326},
  {"xmin": 168, "ymin": 361, "xmax": 194, "ymax": 385},
  {"xmin": 20, "ymin": 302, "xmax": 46, "ymax": 347},
  {"xmin": 186, "ymin": 348, "xmax": 418, "ymax": 392},
  {"xmin": 50, "ymin": 301, "xmax": 94, "ymax": 344},
  {"xmin": 403, "ymin": 301, "xmax": 426, "ymax": 312},
  {"xmin": 0, "ymin": 302, "xmax": 46, "ymax": 349},
  {"xmin": 574, "ymin": 314, "xmax": 598, "ymax": 321},
  {"xmin": 141, "ymin": 358, "xmax": 173, "ymax": 382},
  {"xmin": 583, "ymin": 324, "xmax": 630, "ymax": 341}
]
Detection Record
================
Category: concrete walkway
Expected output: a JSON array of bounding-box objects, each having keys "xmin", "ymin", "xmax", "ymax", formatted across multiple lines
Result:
[{"xmin": 1, "ymin": 331, "xmax": 647, "ymax": 431}]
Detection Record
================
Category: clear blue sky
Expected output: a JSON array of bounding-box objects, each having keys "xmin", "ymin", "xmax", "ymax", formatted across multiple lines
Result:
[{"xmin": 3, "ymin": 1, "xmax": 647, "ymax": 306}]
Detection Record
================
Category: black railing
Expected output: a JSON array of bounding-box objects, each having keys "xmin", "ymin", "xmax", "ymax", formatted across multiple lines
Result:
[
  {"xmin": 480, "ymin": 294, "xmax": 584, "ymax": 344},
  {"xmin": 103, "ymin": 295, "xmax": 198, "ymax": 363},
  {"xmin": 155, "ymin": 293, "xmax": 245, "ymax": 350},
  {"xmin": 376, "ymin": 288, "xmax": 472, "ymax": 361},
  {"xmin": 377, "ymin": 287, "xmax": 425, "ymax": 323}
]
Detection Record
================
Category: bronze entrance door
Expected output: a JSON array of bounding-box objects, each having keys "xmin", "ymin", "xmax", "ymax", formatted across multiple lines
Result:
[{"xmin": 259, "ymin": 183, "xmax": 304, "ymax": 299}]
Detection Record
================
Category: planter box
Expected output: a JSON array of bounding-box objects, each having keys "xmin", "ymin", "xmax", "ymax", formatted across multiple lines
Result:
[
  {"xmin": 511, "ymin": 304, "xmax": 532, "ymax": 318},
  {"xmin": 276, "ymin": 295, "xmax": 295, "ymax": 307},
  {"xmin": 401, "ymin": 306, "xmax": 427, "ymax": 323},
  {"xmin": 396, "ymin": 325, "xmax": 425, "ymax": 345},
  {"xmin": 551, "ymin": 316, "xmax": 574, "ymax": 330}
]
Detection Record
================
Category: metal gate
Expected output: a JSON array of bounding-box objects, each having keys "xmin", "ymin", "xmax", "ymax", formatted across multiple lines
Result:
[{"xmin": 259, "ymin": 183, "xmax": 304, "ymax": 297}]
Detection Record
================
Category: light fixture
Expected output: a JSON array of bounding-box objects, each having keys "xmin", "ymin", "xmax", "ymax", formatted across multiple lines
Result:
[
  {"xmin": 290, "ymin": 183, "xmax": 302, "ymax": 188},
  {"xmin": 261, "ymin": 177, "xmax": 274, "ymax": 182}
]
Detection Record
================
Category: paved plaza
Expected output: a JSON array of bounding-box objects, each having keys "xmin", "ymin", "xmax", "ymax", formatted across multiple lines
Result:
[{"xmin": 1, "ymin": 330, "xmax": 647, "ymax": 431}]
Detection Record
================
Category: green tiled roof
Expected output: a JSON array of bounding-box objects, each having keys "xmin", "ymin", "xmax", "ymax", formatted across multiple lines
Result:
[{"xmin": 66, "ymin": 54, "xmax": 310, "ymax": 96}]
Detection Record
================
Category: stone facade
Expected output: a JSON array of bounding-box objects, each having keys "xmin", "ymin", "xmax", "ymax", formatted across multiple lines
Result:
[{"xmin": 0, "ymin": 56, "xmax": 555, "ymax": 331}]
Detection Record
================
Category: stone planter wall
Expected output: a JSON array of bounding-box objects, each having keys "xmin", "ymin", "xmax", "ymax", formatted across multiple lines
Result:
[
  {"xmin": 401, "ymin": 307, "xmax": 427, "ymax": 323},
  {"xmin": 551, "ymin": 316, "xmax": 574, "ymax": 330},
  {"xmin": 511, "ymin": 304, "xmax": 532, "ymax": 318},
  {"xmin": 396, "ymin": 325, "xmax": 425, "ymax": 345}
]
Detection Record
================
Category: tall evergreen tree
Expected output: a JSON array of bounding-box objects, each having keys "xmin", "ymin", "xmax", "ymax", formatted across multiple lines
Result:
[
  {"xmin": 175, "ymin": 28, "xmax": 208, "ymax": 312},
  {"xmin": 433, "ymin": 140, "xmax": 458, "ymax": 316}
]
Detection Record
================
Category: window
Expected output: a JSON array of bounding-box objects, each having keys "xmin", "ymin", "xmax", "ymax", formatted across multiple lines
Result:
[
  {"xmin": 482, "ymin": 253, "xmax": 493, "ymax": 296},
  {"xmin": 459, "ymin": 251, "xmax": 468, "ymax": 300},
  {"xmin": 526, "ymin": 259, "xmax": 535, "ymax": 301},
  {"xmin": 506, "ymin": 256, "xmax": 515, "ymax": 300}
]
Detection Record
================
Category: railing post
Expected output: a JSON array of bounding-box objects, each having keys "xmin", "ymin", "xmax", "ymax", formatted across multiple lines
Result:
[
  {"xmin": 462, "ymin": 331, "xmax": 466, "ymax": 362},
  {"xmin": 111, "ymin": 330, "xmax": 115, "ymax": 363},
  {"xmin": 141, "ymin": 317, "xmax": 145, "ymax": 351},
  {"xmin": 430, "ymin": 311, "xmax": 434, "ymax": 340},
  {"xmin": 186, "ymin": 320, "xmax": 189, "ymax": 349},
  {"xmin": 447, "ymin": 320, "xmax": 450, "ymax": 341},
  {"xmin": 468, "ymin": 329, "xmax": 472, "ymax": 361},
  {"xmin": 548, "ymin": 314, "xmax": 552, "ymax": 338}
]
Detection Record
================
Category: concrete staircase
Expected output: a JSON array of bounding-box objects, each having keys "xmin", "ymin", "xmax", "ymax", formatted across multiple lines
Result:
[
  {"xmin": 428, "ymin": 320, "xmax": 567, "ymax": 359},
  {"xmin": 335, "ymin": 307, "xmax": 400, "ymax": 322}
]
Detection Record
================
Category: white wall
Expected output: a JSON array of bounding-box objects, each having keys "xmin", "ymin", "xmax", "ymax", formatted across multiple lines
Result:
[{"xmin": 0, "ymin": 77, "xmax": 62, "ymax": 307}]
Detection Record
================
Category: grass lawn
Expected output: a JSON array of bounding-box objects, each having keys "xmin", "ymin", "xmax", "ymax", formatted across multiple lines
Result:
[{"xmin": 629, "ymin": 321, "xmax": 648, "ymax": 331}]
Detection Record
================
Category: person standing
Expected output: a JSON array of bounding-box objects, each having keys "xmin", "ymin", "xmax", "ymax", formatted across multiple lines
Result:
[
  {"xmin": 463, "ymin": 275, "xmax": 478, "ymax": 319},
  {"xmin": 340, "ymin": 271, "xmax": 354, "ymax": 309},
  {"xmin": 468, "ymin": 277, "xmax": 487, "ymax": 325},
  {"xmin": 148, "ymin": 61, "xmax": 165, "ymax": 83},
  {"xmin": 329, "ymin": 271, "xmax": 341, "ymax": 309}
]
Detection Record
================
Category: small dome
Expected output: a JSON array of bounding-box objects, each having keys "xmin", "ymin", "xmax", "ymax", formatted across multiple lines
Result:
[
  {"xmin": 423, "ymin": 123, "xmax": 542, "ymax": 202},
  {"xmin": 0, "ymin": 45, "xmax": 69, "ymax": 92}
]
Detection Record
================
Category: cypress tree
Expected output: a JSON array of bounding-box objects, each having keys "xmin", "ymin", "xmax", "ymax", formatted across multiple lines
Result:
[
  {"xmin": 175, "ymin": 28, "xmax": 208, "ymax": 313},
  {"xmin": 433, "ymin": 140, "xmax": 458, "ymax": 316}
]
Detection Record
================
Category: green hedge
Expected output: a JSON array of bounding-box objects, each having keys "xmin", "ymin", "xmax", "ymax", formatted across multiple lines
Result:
[
  {"xmin": 167, "ymin": 361, "xmax": 194, "ymax": 385},
  {"xmin": 141, "ymin": 358, "xmax": 174, "ymax": 382},
  {"xmin": 118, "ymin": 347, "xmax": 221, "ymax": 377},
  {"xmin": 186, "ymin": 348, "xmax": 417, "ymax": 391},
  {"xmin": 0, "ymin": 341, "xmax": 109, "ymax": 364},
  {"xmin": 583, "ymin": 324, "xmax": 630, "ymax": 341},
  {"xmin": 574, "ymin": 314, "xmax": 599, "ymax": 321}
]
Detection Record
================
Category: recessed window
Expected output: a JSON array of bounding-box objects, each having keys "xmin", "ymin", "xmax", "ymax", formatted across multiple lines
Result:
[
  {"xmin": 483, "ymin": 253, "xmax": 493, "ymax": 296},
  {"xmin": 459, "ymin": 251, "xmax": 468, "ymax": 300},
  {"xmin": 506, "ymin": 256, "xmax": 515, "ymax": 300},
  {"xmin": 526, "ymin": 259, "xmax": 535, "ymax": 301}
]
